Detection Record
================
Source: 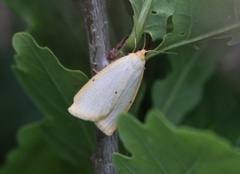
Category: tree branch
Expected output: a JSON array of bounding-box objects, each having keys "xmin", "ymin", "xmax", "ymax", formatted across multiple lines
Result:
[
  {"xmin": 77, "ymin": 0, "xmax": 110, "ymax": 73},
  {"xmin": 76, "ymin": 0, "xmax": 118, "ymax": 173}
]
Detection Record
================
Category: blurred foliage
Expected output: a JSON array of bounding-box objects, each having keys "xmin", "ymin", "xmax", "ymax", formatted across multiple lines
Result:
[{"xmin": 1, "ymin": 0, "xmax": 240, "ymax": 173}]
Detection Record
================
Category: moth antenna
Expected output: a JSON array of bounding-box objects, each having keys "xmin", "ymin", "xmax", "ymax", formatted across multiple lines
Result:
[
  {"xmin": 144, "ymin": 50, "xmax": 176, "ymax": 61},
  {"xmin": 145, "ymin": 49, "xmax": 177, "ymax": 57}
]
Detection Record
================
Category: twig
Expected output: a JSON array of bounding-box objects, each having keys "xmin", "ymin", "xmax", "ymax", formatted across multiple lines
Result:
[{"xmin": 76, "ymin": 0, "xmax": 118, "ymax": 173}]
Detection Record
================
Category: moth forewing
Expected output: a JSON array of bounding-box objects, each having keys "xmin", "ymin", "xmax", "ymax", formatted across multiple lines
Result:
[
  {"xmin": 94, "ymin": 52, "xmax": 146, "ymax": 135},
  {"xmin": 68, "ymin": 53, "xmax": 140, "ymax": 122}
]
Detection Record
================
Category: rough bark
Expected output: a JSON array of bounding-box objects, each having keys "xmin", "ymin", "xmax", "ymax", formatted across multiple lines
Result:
[{"xmin": 76, "ymin": 0, "xmax": 118, "ymax": 174}]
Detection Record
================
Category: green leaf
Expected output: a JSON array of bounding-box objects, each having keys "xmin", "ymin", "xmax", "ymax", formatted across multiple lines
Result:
[
  {"xmin": 152, "ymin": 42, "xmax": 219, "ymax": 124},
  {"xmin": 0, "ymin": 122, "xmax": 80, "ymax": 174},
  {"xmin": 154, "ymin": 0, "xmax": 240, "ymax": 53},
  {"xmin": 183, "ymin": 75, "xmax": 240, "ymax": 144},
  {"xmin": 125, "ymin": 0, "xmax": 240, "ymax": 57},
  {"xmin": 12, "ymin": 32, "xmax": 95, "ymax": 169},
  {"xmin": 126, "ymin": 0, "xmax": 175, "ymax": 48},
  {"xmin": 3, "ymin": 0, "xmax": 90, "ymax": 73},
  {"xmin": 113, "ymin": 110, "xmax": 240, "ymax": 174}
]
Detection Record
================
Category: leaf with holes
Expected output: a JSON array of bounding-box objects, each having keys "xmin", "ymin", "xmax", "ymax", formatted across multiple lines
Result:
[
  {"xmin": 125, "ymin": 0, "xmax": 175, "ymax": 49},
  {"xmin": 155, "ymin": 0, "xmax": 240, "ymax": 52}
]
